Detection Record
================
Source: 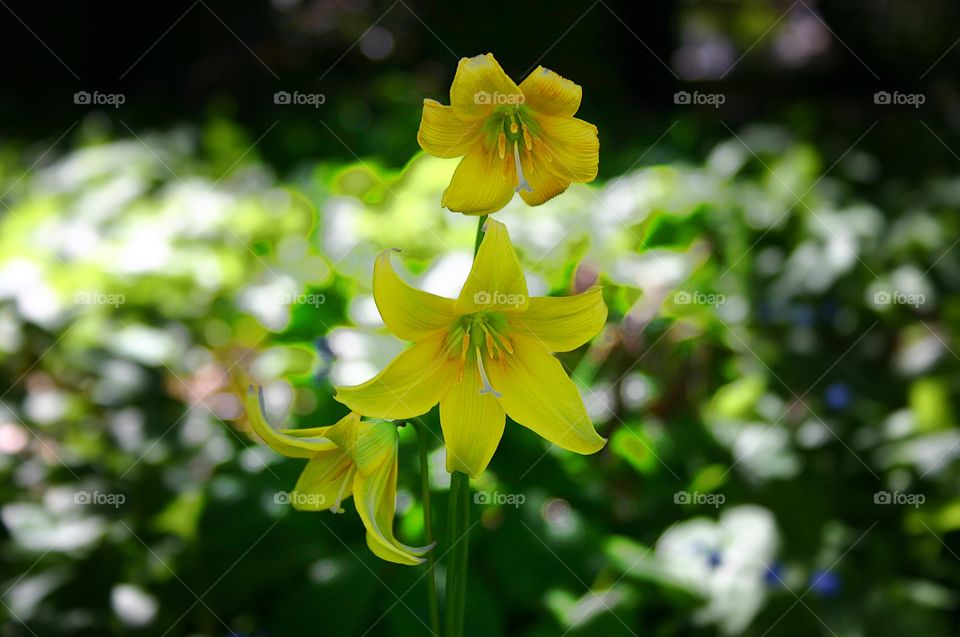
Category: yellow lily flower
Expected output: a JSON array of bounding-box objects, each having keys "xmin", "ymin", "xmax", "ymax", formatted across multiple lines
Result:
[
  {"xmin": 417, "ymin": 52, "xmax": 599, "ymax": 215},
  {"xmin": 245, "ymin": 386, "xmax": 433, "ymax": 566},
  {"xmin": 334, "ymin": 219, "xmax": 607, "ymax": 478}
]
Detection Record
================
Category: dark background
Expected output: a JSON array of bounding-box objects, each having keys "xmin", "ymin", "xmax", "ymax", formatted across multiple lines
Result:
[{"xmin": 1, "ymin": 0, "xmax": 958, "ymax": 178}]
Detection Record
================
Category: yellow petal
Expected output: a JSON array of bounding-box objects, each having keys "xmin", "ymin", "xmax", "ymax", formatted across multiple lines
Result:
[
  {"xmin": 439, "ymin": 360, "xmax": 506, "ymax": 478},
  {"xmin": 488, "ymin": 335, "xmax": 605, "ymax": 455},
  {"xmin": 537, "ymin": 115, "xmax": 599, "ymax": 184},
  {"xmin": 417, "ymin": 99, "xmax": 482, "ymax": 158},
  {"xmin": 373, "ymin": 250, "xmax": 457, "ymax": 342},
  {"xmin": 518, "ymin": 151, "xmax": 571, "ymax": 206},
  {"xmin": 509, "ymin": 287, "xmax": 607, "ymax": 352},
  {"xmin": 334, "ymin": 333, "xmax": 453, "ymax": 419},
  {"xmin": 353, "ymin": 420, "xmax": 397, "ymax": 475},
  {"xmin": 355, "ymin": 457, "xmax": 433, "ymax": 565},
  {"xmin": 455, "ymin": 219, "xmax": 530, "ymax": 314},
  {"xmin": 519, "ymin": 66, "xmax": 582, "ymax": 117},
  {"xmin": 245, "ymin": 386, "xmax": 343, "ymax": 458},
  {"xmin": 449, "ymin": 53, "xmax": 521, "ymax": 121},
  {"xmin": 323, "ymin": 410, "xmax": 360, "ymax": 457},
  {"xmin": 291, "ymin": 452, "xmax": 355, "ymax": 512},
  {"xmin": 441, "ymin": 143, "xmax": 516, "ymax": 215}
]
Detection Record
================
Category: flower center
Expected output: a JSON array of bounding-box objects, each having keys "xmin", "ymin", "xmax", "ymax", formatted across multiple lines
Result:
[
  {"xmin": 486, "ymin": 107, "xmax": 550, "ymax": 194},
  {"xmin": 446, "ymin": 312, "xmax": 514, "ymax": 397}
]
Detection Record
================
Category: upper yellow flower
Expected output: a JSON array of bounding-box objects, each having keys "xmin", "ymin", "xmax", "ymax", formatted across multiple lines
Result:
[
  {"xmin": 334, "ymin": 219, "xmax": 607, "ymax": 478},
  {"xmin": 245, "ymin": 387, "xmax": 433, "ymax": 566},
  {"xmin": 417, "ymin": 53, "xmax": 599, "ymax": 216}
]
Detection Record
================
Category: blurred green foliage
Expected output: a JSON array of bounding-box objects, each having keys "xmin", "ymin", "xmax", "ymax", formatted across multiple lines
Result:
[{"xmin": 1, "ymin": 108, "xmax": 959, "ymax": 637}]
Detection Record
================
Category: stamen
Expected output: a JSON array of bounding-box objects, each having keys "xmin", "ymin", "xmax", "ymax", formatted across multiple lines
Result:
[
  {"xmin": 510, "ymin": 121, "xmax": 519, "ymax": 135},
  {"xmin": 522, "ymin": 123, "xmax": 533, "ymax": 150},
  {"xmin": 475, "ymin": 346, "xmax": 502, "ymax": 398},
  {"xmin": 485, "ymin": 332, "xmax": 495, "ymax": 359},
  {"xmin": 497, "ymin": 132, "xmax": 506, "ymax": 160},
  {"xmin": 533, "ymin": 137, "xmax": 552, "ymax": 162},
  {"xmin": 513, "ymin": 141, "xmax": 533, "ymax": 193},
  {"xmin": 459, "ymin": 332, "xmax": 470, "ymax": 383}
]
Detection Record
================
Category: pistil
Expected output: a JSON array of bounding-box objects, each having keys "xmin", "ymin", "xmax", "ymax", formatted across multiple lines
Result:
[
  {"xmin": 475, "ymin": 346, "xmax": 502, "ymax": 398},
  {"xmin": 513, "ymin": 141, "xmax": 533, "ymax": 193}
]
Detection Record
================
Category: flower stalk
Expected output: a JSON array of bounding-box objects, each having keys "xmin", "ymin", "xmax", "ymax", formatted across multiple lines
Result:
[{"xmin": 445, "ymin": 470, "xmax": 471, "ymax": 637}]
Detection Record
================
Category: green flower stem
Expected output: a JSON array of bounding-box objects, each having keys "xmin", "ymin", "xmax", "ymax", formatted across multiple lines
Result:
[
  {"xmin": 413, "ymin": 421, "xmax": 440, "ymax": 636},
  {"xmin": 445, "ymin": 470, "xmax": 471, "ymax": 637}
]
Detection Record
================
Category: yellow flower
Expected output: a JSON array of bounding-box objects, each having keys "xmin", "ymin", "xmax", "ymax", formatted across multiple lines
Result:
[
  {"xmin": 245, "ymin": 386, "xmax": 433, "ymax": 566},
  {"xmin": 417, "ymin": 53, "xmax": 599, "ymax": 215},
  {"xmin": 334, "ymin": 219, "xmax": 607, "ymax": 478}
]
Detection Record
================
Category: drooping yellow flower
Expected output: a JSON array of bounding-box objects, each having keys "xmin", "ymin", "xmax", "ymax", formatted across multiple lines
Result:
[
  {"xmin": 245, "ymin": 386, "xmax": 433, "ymax": 566},
  {"xmin": 334, "ymin": 219, "xmax": 607, "ymax": 478},
  {"xmin": 418, "ymin": 53, "xmax": 599, "ymax": 215}
]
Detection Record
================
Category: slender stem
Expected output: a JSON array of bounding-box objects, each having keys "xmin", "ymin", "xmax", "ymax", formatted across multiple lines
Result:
[
  {"xmin": 473, "ymin": 215, "xmax": 488, "ymax": 256},
  {"xmin": 413, "ymin": 421, "xmax": 441, "ymax": 635},
  {"xmin": 441, "ymin": 215, "xmax": 485, "ymax": 636},
  {"xmin": 444, "ymin": 471, "xmax": 471, "ymax": 637}
]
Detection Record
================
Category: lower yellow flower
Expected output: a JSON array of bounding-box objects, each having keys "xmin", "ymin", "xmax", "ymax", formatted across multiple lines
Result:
[
  {"xmin": 334, "ymin": 219, "xmax": 608, "ymax": 478},
  {"xmin": 245, "ymin": 386, "xmax": 433, "ymax": 566}
]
